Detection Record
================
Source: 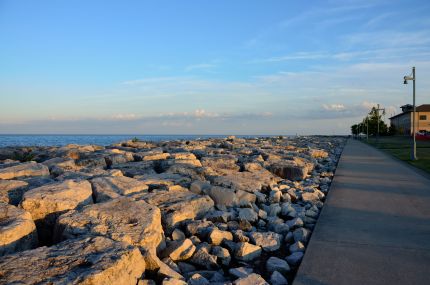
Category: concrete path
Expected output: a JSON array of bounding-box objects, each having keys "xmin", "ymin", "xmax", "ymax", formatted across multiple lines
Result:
[{"xmin": 294, "ymin": 139, "xmax": 430, "ymax": 285}]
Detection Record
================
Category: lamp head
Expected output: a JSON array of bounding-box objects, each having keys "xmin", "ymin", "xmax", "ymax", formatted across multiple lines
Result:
[{"xmin": 403, "ymin": 76, "xmax": 408, "ymax": 84}]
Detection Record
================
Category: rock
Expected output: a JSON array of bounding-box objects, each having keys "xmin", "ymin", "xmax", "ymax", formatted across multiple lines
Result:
[
  {"xmin": 162, "ymin": 239, "xmax": 196, "ymax": 261},
  {"xmin": 270, "ymin": 271, "xmax": 289, "ymax": 285},
  {"xmin": 201, "ymin": 156, "xmax": 240, "ymax": 173},
  {"xmin": 186, "ymin": 220, "xmax": 215, "ymax": 238},
  {"xmin": 229, "ymin": 267, "xmax": 253, "ymax": 279},
  {"xmin": 234, "ymin": 273, "xmax": 268, "ymax": 285},
  {"xmin": 206, "ymin": 186, "xmax": 237, "ymax": 207},
  {"xmin": 248, "ymin": 231, "xmax": 281, "ymax": 252},
  {"xmin": 286, "ymin": 251, "xmax": 304, "ymax": 266},
  {"xmin": 20, "ymin": 179, "xmax": 93, "ymax": 244},
  {"xmin": 293, "ymin": 227, "xmax": 311, "ymax": 243},
  {"xmin": 286, "ymin": 217, "xmax": 304, "ymax": 229},
  {"xmin": 269, "ymin": 161, "xmax": 308, "ymax": 181},
  {"xmin": 301, "ymin": 191, "xmax": 322, "ymax": 203},
  {"xmin": 90, "ymin": 176, "xmax": 149, "ymax": 202},
  {"xmin": 232, "ymin": 229, "xmax": 249, "ymax": 242},
  {"xmin": 112, "ymin": 161, "xmax": 156, "ymax": 177},
  {"xmin": 177, "ymin": 262, "xmax": 197, "ymax": 273},
  {"xmin": 289, "ymin": 241, "xmax": 305, "ymax": 253},
  {"xmin": 228, "ymin": 267, "xmax": 253, "ymax": 279},
  {"xmin": 162, "ymin": 278, "xmax": 187, "ymax": 285},
  {"xmin": 211, "ymin": 171, "xmax": 277, "ymax": 194},
  {"xmin": 0, "ymin": 161, "xmax": 49, "ymax": 180},
  {"xmin": 238, "ymin": 208, "xmax": 258, "ymax": 223},
  {"xmin": 208, "ymin": 228, "xmax": 233, "ymax": 245},
  {"xmin": 132, "ymin": 189, "xmax": 214, "ymax": 234},
  {"xmin": 0, "ymin": 202, "xmax": 38, "ymax": 256},
  {"xmin": 138, "ymin": 279, "xmax": 157, "ymax": 285},
  {"xmin": 0, "ymin": 236, "xmax": 145, "ymax": 285},
  {"xmin": 211, "ymin": 245, "xmax": 231, "ymax": 266},
  {"xmin": 171, "ymin": 228, "xmax": 186, "ymax": 241},
  {"xmin": 309, "ymin": 149, "xmax": 328, "ymax": 159},
  {"xmin": 188, "ymin": 273, "xmax": 210, "ymax": 285},
  {"xmin": 189, "ymin": 180, "xmax": 211, "ymax": 194},
  {"xmin": 0, "ymin": 179, "xmax": 28, "ymax": 205},
  {"xmin": 266, "ymin": 257, "xmax": 290, "ymax": 274},
  {"xmin": 235, "ymin": 242, "xmax": 262, "ymax": 261},
  {"xmin": 55, "ymin": 197, "xmax": 163, "ymax": 250},
  {"xmin": 189, "ymin": 247, "xmax": 219, "ymax": 269}
]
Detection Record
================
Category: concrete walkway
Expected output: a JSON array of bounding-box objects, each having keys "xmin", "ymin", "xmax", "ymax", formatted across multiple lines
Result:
[{"xmin": 294, "ymin": 139, "xmax": 430, "ymax": 285}]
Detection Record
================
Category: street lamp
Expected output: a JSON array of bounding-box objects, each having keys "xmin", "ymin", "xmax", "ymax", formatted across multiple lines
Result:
[{"xmin": 403, "ymin": 67, "xmax": 417, "ymax": 161}]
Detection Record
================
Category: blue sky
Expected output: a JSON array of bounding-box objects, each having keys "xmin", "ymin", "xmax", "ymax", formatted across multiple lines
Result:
[{"xmin": 1, "ymin": 0, "xmax": 429, "ymax": 134}]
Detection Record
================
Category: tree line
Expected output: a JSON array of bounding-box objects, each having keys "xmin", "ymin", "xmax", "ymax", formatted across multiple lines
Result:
[{"xmin": 351, "ymin": 106, "xmax": 396, "ymax": 136}]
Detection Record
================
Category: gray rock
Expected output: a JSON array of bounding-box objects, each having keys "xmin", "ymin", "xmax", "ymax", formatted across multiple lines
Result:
[
  {"xmin": 162, "ymin": 238, "xmax": 196, "ymax": 261},
  {"xmin": 208, "ymin": 228, "xmax": 233, "ymax": 245},
  {"xmin": 289, "ymin": 241, "xmax": 305, "ymax": 253},
  {"xmin": 229, "ymin": 267, "xmax": 253, "ymax": 279},
  {"xmin": 0, "ymin": 179, "xmax": 28, "ymax": 205},
  {"xmin": 234, "ymin": 273, "xmax": 268, "ymax": 285},
  {"xmin": 234, "ymin": 242, "xmax": 262, "ymax": 261},
  {"xmin": 293, "ymin": 227, "xmax": 311, "ymax": 243},
  {"xmin": 238, "ymin": 208, "xmax": 258, "ymax": 223},
  {"xmin": 90, "ymin": 176, "xmax": 149, "ymax": 202},
  {"xmin": 248, "ymin": 231, "xmax": 281, "ymax": 252},
  {"xmin": 286, "ymin": 251, "xmax": 304, "ymax": 266},
  {"xmin": 270, "ymin": 271, "xmax": 288, "ymax": 285},
  {"xmin": 211, "ymin": 245, "xmax": 231, "ymax": 266},
  {"xmin": 266, "ymin": 257, "xmax": 291, "ymax": 274}
]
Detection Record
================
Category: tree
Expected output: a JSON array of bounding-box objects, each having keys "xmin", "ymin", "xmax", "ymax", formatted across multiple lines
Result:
[
  {"xmin": 351, "ymin": 107, "xmax": 389, "ymax": 137},
  {"xmin": 351, "ymin": 124, "xmax": 358, "ymax": 135}
]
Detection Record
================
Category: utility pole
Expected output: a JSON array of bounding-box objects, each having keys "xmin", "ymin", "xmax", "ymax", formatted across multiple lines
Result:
[
  {"xmin": 375, "ymin": 104, "xmax": 386, "ymax": 140},
  {"xmin": 404, "ymin": 67, "xmax": 417, "ymax": 160},
  {"xmin": 366, "ymin": 115, "xmax": 369, "ymax": 141}
]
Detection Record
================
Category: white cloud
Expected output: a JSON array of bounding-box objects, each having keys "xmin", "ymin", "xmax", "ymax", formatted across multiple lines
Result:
[{"xmin": 322, "ymin": 104, "xmax": 346, "ymax": 111}]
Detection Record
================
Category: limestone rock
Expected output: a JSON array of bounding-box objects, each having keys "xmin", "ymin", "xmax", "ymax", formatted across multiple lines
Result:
[
  {"xmin": 266, "ymin": 257, "xmax": 290, "ymax": 274},
  {"xmin": 55, "ymin": 197, "xmax": 163, "ymax": 250},
  {"xmin": 20, "ymin": 179, "xmax": 93, "ymax": 244},
  {"xmin": 112, "ymin": 161, "xmax": 156, "ymax": 177},
  {"xmin": 206, "ymin": 186, "xmax": 237, "ymax": 207},
  {"xmin": 211, "ymin": 245, "xmax": 231, "ymax": 266},
  {"xmin": 0, "ymin": 179, "xmax": 28, "ymax": 205},
  {"xmin": 208, "ymin": 228, "xmax": 233, "ymax": 245},
  {"xmin": 289, "ymin": 241, "xmax": 305, "ymax": 253},
  {"xmin": 234, "ymin": 273, "xmax": 268, "ymax": 285},
  {"xmin": 0, "ymin": 236, "xmax": 146, "ymax": 285},
  {"xmin": 132, "ymin": 189, "xmax": 214, "ymax": 234},
  {"xmin": 162, "ymin": 238, "xmax": 196, "ymax": 261},
  {"xmin": 248, "ymin": 231, "xmax": 281, "ymax": 252},
  {"xmin": 238, "ymin": 208, "xmax": 258, "ymax": 223},
  {"xmin": 0, "ymin": 202, "xmax": 38, "ymax": 256},
  {"xmin": 270, "ymin": 271, "xmax": 289, "ymax": 285},
  {"xmin": 91, "ymin": 176, "xmax": 149, "ymax": 202},
  {"xmin": 286, "ymin": 251, "xmax": 304, "ymax": 266},
  {"xmin": 189, "ymin": 247, "xmax": 219, "ymax": 269},
  {"xmin": 235, "ymin": 242, "xmax": 262, "ymax": 261},
  {"xmin": 0, "ymin": 162, "xmax": 49, "ymax": 180},
  {"xmin": 269, "ymin": 161, "xmax": 308, "ymax": 181}
]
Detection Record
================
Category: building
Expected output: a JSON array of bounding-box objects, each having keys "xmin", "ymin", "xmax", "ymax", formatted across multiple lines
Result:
[{"xmin": 389, "ymin": 104, "xmax": 430, "ymax": 135}]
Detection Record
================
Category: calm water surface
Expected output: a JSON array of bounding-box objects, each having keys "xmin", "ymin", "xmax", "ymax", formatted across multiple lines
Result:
[{"xmin": 0, "ymin": 135, "xmax": 274, "ymax": 147}]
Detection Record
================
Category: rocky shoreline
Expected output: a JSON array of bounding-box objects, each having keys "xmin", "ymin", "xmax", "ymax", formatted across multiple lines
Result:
[{"xmin": 0, "ymin": 136, "xmax": 346, "ymax": 285}]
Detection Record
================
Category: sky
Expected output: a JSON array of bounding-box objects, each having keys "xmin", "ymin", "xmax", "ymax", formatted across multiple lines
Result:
[{"xmin": 1, "ymin": 0, "xmax": 430, "ymax": 135}]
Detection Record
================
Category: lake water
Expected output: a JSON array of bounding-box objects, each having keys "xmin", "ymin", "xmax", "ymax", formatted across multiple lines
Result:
[{"xmin": 0, "ymin": 134, "xmax": 275, "ymax": 147}]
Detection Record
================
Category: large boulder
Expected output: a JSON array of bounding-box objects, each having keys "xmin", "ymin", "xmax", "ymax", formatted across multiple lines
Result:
[
  {"xmin": 268, "ymin": 161, "xmax": 309, "ymax": 181},
  {"xmin": 55, "ymin": 197, "xmax": 163, "ymax": 251},
  {"xmin": 112, "ymin": 161, "xmax": 156, "ymax": 177},
  {"xmin": 20, "ymin": 179, "xmax": 93, "ymax": 244},
  {"xmin": 90, "ymin": 176, "xmax": 149, "ymax": 202},
  {"xmin": 0, "ymin": 236, "xmax": 146, "ymax": 285},
  {"xmin": 0, "ymin": 179, "xmax": 28, "ymax": 205},
  {"xmin": 0, "ymin": 202, "xmax": 38, "ymax": 256},
  {"xmin": 0, "ymin": 162, "xmax": 49, "ymax": 180},
  {"xmin": 210, "ymin": 170, "xmax": 277, "ymax": 194},
  {"xmin": 132, "ymin": 188, "xmax": 214, "ymax": 234}
]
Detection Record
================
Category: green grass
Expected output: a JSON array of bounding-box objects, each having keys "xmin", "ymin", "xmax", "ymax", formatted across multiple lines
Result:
[{"xmin": 362, "ymin": 136, "xmax": 430, "ymax": 174}]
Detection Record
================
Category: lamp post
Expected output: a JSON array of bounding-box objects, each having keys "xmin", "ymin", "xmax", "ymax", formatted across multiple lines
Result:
[
  {"xmin": 375, "ymin": 104, "xmax": 385, "ymax": 140},
  {"xmin": 403, "ymin": 67, "xmax": 417, "ymax": 161}
]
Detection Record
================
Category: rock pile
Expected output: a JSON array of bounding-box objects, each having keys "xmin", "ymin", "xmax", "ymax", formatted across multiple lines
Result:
[{"xmin": 0, "ymin": 136, "xmax": 345, "ymax": 284}]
